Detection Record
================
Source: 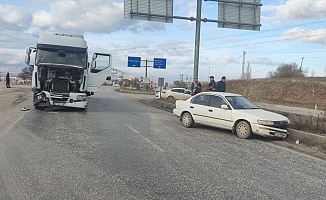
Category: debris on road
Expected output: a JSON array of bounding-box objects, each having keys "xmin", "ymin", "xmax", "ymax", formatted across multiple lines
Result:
[{"xmin": 21, "ymin": 106, "xmax": 30, "ymax": 111}]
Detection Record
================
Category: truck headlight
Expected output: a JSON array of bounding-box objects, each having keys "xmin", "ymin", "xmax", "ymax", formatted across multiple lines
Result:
[
  {"xmin": 257, "ymin": 120, "xmax": 274, "ymax": 126},
  {"xmin": 76, "ymin": 95, "xmax": 87, "ymax": 101}
]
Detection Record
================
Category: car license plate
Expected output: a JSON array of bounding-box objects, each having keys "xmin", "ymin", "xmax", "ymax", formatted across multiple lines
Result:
[{"xmin": 53, "ymin": 102, "xmax": 66, "ymax": 106}]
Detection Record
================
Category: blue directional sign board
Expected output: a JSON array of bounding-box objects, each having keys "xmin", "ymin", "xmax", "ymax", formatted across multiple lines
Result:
[
  {"xmin": 153, "ymin": 58, "xmax": 166, "ymax": 69},
  {"xmin": 128, "ymin": 56, "xmax": 141, "ymax": 67}
]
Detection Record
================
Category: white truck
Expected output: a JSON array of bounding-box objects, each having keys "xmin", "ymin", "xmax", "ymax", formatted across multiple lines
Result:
[{"xmin": 25, "ymin": 32, "xmax": 112, "ymax": 110}]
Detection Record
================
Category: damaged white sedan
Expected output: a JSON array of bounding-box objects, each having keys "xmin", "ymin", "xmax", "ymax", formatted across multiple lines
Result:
[{"xmin": 173, "ymin": 92, "xmax": 290, "ymax": 139}]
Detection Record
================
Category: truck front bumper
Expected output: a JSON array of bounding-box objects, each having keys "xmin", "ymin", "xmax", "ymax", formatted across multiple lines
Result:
[{"xmin": 44, "ymin": 92, "xmax": 88, "ymax": 109}]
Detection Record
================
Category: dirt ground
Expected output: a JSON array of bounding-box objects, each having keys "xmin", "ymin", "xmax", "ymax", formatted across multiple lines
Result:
[{"xmin": 223, "ymin": 77, "xmax": 326, "ymax": 111}]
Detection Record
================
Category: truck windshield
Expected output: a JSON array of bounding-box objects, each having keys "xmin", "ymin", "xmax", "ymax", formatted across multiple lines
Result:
[{"xmin": 36, "ymin": 49, "xmax": 87, "ymax": 68}]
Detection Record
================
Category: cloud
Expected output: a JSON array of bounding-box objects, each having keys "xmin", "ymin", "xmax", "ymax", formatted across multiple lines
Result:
[
  {"xmin": 262, "ymin": 0, "xmax": 326, "ymax": 24},
  {"xmin": 282, "ymin": 27, "xmax": 326, "ymax": 44},
  {"xmin": 31, "ymin": 0, "xmax": 166, "ymax": 33},
  {"xmin": 0, "ymin": 4, "xmax": 32, "ymax": 30}
]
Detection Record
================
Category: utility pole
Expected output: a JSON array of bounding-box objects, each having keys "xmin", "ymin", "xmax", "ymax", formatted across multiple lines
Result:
[
  {"xmin": 242, "ymin": 51, "xmax": 246, "ymax": 79},
  {"xmin": 193, "ymin": 0, "xmax": 203, "ymax": 80},
  {"xmin": 208, "ymin": 66, "xmax": 211, "ymax": 81},
  {"xmin": 180, "ymin": 74, "xmax": 184, "ymax": 82},
  {"xmin": 299, "ymin": 57, "xmax": 304, "ymax": 77}
]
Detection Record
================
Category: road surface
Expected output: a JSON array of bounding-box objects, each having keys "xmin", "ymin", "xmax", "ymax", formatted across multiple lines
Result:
[{"xmin": 0, "ymin": 85, "xmax": 325, "ymax": 199}]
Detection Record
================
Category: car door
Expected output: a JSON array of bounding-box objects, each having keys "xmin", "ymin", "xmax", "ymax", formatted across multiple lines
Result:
[
  {"xmin": 171, "ymin": 88, "xmax": 183, "ymax": 99},
  {"xmin": 87, "ymin": 53, "xmax": 112, "ymax": 92},
  {"xmin": 207, "ymin": 95, "xmax": 233, "ymax": 130},
  {"xmin": 189, "ymin": 94, "xmax": 212, "ymax": 124}
]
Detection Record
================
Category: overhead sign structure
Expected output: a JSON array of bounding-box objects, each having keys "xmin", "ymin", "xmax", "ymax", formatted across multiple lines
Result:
[
  {"xmin": 124, "ymin": 0, "xmax": 173, "ymax": 23},
  {"xmin": 153, "ymin": 58, "xmax": 166, "ymax": 69},
  {"xmin": 218, "ymin": 0, "xmax": 261, "ymax": 31},
  {"xmin": 127, "ymin": 56, "xmax": 141, "ymax": 67},
  {"xmin": 124, "ymin": 0, "xmax": 262, "ymax": 80}
]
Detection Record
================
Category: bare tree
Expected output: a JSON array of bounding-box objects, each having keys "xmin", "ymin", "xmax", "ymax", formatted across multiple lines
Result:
[
  {"xmin": 17, "ymin": 66, "xmax": 33, "ymax": 80},
  {"xmin": 311, "ymin": 69, "xmax": 315, "ymax": 77},
  {"xmin": 267, "ymin": 63, "xmax": 307, "ymax": 78},
  {"xmin": 245, "ymin": 62, "xmax": 251, "ymax": 79}
]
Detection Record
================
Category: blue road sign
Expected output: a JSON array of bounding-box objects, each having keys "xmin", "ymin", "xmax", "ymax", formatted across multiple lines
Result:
[
  {"xmin": 153, "ymin": 58, "xmax": 166, "ymax": 69},
  {"xmin": 128, "ymin": 56, "xmax": 141, "ymax": 67}
]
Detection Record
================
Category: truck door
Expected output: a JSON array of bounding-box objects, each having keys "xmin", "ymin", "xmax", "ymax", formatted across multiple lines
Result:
[{"xmin": 87, "ymin": 53, "xmax": 112, "ymax": 92}]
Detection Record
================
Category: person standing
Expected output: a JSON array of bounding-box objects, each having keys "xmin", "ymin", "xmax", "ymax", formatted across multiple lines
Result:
[
  {"xmin": 208, "ymin": 76, "xmax": 216, "ymax": 91},
  {"xmin": 216, "ymin": 76, "xmax": 226, "ymax": 92},
  {"xmin": 192, "ymin": 82, "xmax": 202, "ymax": 96},
  {"xmin": 5, "ymin": 72, "xmax": 11, "ymax": 88},
  {"xmin": 190, "ymin": 78, "xmax": 200, "ymax": 95}
]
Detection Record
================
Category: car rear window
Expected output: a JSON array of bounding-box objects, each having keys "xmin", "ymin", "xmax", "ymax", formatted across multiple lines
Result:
[{"xmin": 192, "ymin": 94, "xmax": 212, "ymax": 106}]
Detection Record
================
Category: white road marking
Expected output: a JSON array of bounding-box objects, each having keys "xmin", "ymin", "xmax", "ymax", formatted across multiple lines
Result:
[{"xmin": 126, "ymin": 124, "xmax": 165, "ymax": 153}]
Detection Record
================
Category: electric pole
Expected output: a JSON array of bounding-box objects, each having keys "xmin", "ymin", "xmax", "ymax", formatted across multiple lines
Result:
[
  {"xmin": 180, "ymin": 74, "xmax": 184, "ymax": 82},
  {"xmin": 299, "ymin": 57, "xmax": 304, "ymax": 77},
  {"xmin": 242, "ymin": 51, "xmax": 246, "ymax": 79}
]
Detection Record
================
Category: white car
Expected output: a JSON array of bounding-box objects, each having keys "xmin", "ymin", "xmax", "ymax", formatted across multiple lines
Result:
[
  {"xmin": 173, "ymin": 92, "xmax": 290, "ymax": 139},
  {"xmin": 156, "ymin": 88, "xmax": 192, "ymax": 100}
]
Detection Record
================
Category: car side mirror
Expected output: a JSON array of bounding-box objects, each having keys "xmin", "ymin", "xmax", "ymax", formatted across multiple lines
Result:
[{"xmin": 221, "ymin": 105, "xmax": 229, "ymax": 110}]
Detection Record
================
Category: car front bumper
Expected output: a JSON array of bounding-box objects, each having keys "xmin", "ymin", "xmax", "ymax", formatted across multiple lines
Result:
[{"xmin": 251, "ymin": 123, "xmax": 288, "ymax": 138}]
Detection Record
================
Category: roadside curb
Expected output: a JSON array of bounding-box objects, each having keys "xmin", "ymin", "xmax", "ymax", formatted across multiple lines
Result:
[
  {"xmin": 287, "ymin": 129, "xmax": 326, "ymax": 148},
  {"xmin": 140, "ymin": 99, "xmax": 326, "ymax": 149},
  {"xmin": 115, "ymin": 89, "xmax": 155, "ymax": 95}
]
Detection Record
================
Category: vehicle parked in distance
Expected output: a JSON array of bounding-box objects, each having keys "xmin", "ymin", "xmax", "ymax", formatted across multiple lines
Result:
[
  {"xmin": 173, "ymin": 92, "xmax": 290, "ymax": 139},
  {"xmin": 156, "ymin": 88, "xmax": 192, "ymax": 100},
  {"xmin": 113, "ymin": 83, "xmax": 120, "ymax": 87}
]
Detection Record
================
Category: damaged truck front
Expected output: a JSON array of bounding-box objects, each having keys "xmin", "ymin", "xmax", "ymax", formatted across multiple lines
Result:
[{"xmin": 25, "ymin": 32, "xmax": 112, "ymax": 110}]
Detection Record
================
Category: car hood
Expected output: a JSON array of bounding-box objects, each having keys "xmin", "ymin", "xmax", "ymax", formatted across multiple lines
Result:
[{"xmin": 235, "ymin": 109, "xmax": 289, "ymax": 122}]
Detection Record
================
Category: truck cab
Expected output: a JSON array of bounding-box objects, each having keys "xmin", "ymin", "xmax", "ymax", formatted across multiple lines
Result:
[{"xmin": 25, "ymin": 32, "xmax": 112, "ymax": 109}]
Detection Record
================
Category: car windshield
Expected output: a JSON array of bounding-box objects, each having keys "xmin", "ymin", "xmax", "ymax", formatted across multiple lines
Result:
[
  {"xmin": 36, "ymin": 49, "xmax": 87, "ymax": 68},
  {"xmin": 225, "ymin": 96, "xmax": 260, "ymax": 109}
]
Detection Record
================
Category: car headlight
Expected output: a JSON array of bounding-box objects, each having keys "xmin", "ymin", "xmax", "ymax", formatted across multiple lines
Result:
[
  {"xmin": 77, "ymin": 95, "xmax": 87, "ymax": 101},
  {"xmin": 257, "ymin": 120, "xmax": 274, "ymax": 126}
]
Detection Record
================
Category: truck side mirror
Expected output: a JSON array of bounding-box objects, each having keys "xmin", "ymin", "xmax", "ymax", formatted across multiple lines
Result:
[
  {"xmin": 25, "ymin": 54, "xmax": 30, "ymax": 65},
  {"xmin": 26, "ymin": 48, "xmax": 31, "ymax": 55}
]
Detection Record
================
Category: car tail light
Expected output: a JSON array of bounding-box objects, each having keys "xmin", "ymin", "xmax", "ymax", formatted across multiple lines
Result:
[{"xmin": 162, "ymin": 91, "xmax": 166, "ymax": 94}]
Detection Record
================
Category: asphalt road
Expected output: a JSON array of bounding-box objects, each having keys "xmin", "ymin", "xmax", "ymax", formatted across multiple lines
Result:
[{"xmin": 0, "ymin": 86, "xmax": 325, "ymax": 199}]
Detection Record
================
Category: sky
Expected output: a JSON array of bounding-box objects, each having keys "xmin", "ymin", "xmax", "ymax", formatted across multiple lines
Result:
[{"xmin": 1, "ymin": 0, "xmax": 326, "ymax": 83}]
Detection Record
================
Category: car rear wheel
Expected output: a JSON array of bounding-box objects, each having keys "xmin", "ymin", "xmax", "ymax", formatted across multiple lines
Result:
[
  {"xmin": 181, "ymin": 112, "xmax": 194, "ymax": 128},
  {"xmin": 167, "ymin": 96, "xmax": 174, "ymax": 101},
  {"xmin": 235, "ymin": 121, "xmax": 252, "ymax": 139}
]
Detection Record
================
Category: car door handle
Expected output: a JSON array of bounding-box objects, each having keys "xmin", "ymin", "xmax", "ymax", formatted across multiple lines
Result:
[
  {"xmin": 208, "ymin": 109, "xmax": 213, "ymax": 112},
  {"xmin": 190, "ymin": 106, "xmax": 194, "ymax": 109}
]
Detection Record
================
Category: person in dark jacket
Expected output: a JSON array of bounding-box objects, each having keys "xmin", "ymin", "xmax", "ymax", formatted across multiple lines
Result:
[
  {"xmin": 192, "ymin": 82, "xmax": 202, "ymax": 95},
  {"xmin": 5, "ymin": 72, "xmax": 11, "ymax": 88},
  {"xmin": 215, "ymin": 76, "xmax": 226, "ymax": 92},
  {"xmin": 208, "ymin": 76, "xmax": 216, "ymax": 91},
  {"xmin": 190, "ymin": 78, "xmax": 200, "ymax": 93}
]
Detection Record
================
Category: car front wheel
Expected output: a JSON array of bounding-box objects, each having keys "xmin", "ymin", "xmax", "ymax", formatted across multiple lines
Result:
[
  {"xmin": 235, "ymin": 121, "xmax": 252, "ymax": 139},
  {"xmin": 181, "ymin": 112, "xmax": 194, "ymax": 128}
]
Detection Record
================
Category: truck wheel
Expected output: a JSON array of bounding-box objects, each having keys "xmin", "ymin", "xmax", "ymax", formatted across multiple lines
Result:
[
  {"xmin": 235, "ymin": 121, "xmax": 252, "ymax": 139},
  {"xmin": 181, "ymin": 112, "xmax": 194, "ymax": 128}
]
